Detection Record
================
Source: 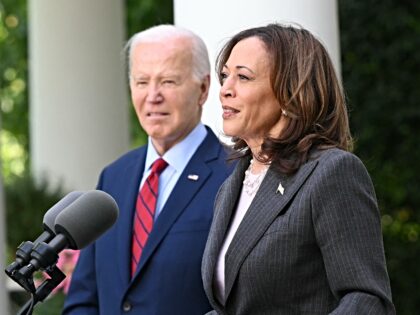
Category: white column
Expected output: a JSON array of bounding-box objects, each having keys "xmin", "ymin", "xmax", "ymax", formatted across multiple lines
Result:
[
  {"xmin": 29, "ymin": 0, "xmax": 130, "ymax": 191},
  {"xmin": 174, "ymin": 0, "xmax": 340, "ymax": 136}
]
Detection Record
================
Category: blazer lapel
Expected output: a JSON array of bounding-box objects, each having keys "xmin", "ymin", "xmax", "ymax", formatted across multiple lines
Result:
[
  {"xmin": 223, "ymin": 158, "xmax": 318, "ymax": 302},
  {"xmin": 132, "ymin": 130, "xmax": 221, "ymax": 279},
  {"xmin": 202, "ymin": 157, "xmax": 249, "ymax": 308},
  {"xmin": 116, "ymin": 149, "xmax": 147, "ymax": 285}
]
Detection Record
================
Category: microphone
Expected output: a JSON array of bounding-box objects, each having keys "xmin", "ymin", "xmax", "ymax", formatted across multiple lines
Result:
[
  {"xmin": 38, "ymin": 191, "xmax": 84, "ymax": 243},
  {"xmin": 5, "ymin": 191, "xmax": 84, "ymax": 274},
  {"xmin": 5, "ymin": 190, "xmax": 119, "ymax": 314},
  {"xmin": 54, "ymin": 190, "xmax": 119, "ymax": 249},
  {"xmin": 18, "ymin": 190, "xmax": 119, "ymax": 277}
]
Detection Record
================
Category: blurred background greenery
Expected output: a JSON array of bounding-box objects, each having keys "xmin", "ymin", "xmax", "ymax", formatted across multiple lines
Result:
[{"xmin": 1, "ymin": 0, "xmax": 419, "ymax": 314}]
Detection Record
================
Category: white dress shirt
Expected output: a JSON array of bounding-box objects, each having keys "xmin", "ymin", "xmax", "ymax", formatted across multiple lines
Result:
[{"xmin": 140, "ymin": 123, "xmax": 207, "ymax": 219}]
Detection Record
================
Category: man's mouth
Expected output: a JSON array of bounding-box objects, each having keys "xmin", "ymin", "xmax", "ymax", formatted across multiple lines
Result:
[{"xmin": 147, "ymin": 112, "xmax": 169, "ymax": 117}]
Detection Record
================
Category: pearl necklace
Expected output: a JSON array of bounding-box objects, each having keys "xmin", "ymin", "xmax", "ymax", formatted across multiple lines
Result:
[{"xmin": 243, "ymin": 159, "xmax": 269, "ymax": 196}]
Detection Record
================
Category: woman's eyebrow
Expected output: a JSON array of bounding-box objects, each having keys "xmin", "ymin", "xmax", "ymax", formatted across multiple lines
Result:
[{"xmin": 236, "ymin": 65, "xmax": 255, "ymax": 74}]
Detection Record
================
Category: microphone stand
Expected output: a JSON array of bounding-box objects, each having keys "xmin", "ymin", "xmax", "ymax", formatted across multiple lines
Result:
[
  {"xmin": 17, "ymin": 265, "xmax": 66, "ymax": 315},
  {"xmin": 5, "ymin": 241, "xmax": 66, "ymax": 315}
]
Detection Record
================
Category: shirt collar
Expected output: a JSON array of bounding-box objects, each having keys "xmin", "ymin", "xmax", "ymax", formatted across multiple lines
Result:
[{"xmin": 144, "ymin": 123, "xmax": 207, "ymax": 172}]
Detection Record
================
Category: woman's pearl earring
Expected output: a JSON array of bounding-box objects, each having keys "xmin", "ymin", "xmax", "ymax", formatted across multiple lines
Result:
[{"xmin": 282, "ymin": 109, "xmax": 288, "ymax": 116}]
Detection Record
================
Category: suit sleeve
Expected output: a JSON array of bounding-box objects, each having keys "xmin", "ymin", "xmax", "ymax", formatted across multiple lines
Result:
[
  {"xmin": 62, "ymin": 171, "xmax": 106, "ymax": 314},
  {"xmin": 310, "ymin": 152, "xmax": 395, "ymax": 314},
  {"xmin": 62, "ymin": 243, "xmax": 99, "ymax": 314}
]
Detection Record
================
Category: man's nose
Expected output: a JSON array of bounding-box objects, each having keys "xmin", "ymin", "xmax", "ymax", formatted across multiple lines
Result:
[{"xmin": 146, "ymin": 85, "xmax": 163, "ymax": 103}]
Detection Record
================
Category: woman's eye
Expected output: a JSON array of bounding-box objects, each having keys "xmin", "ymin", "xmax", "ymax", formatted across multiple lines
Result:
[
  {"xmin": 220, "ymin": 72, "xmax": 228, "ymax": 83},
  {"xmin": 238, "ymin": 74, "xmax": 250, "ymax": 81}
]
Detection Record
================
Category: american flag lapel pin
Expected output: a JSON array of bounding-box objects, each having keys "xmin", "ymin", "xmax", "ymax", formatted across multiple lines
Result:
[
  {"xmin": 187, "ymin": 174, "xmax": 199, "ymax": 181},
  {"xmin": 276, "ymin": 182, "xmax": 285, "ymax": 195}
]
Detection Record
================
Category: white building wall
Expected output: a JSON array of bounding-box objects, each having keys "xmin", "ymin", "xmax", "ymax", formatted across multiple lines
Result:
[{"xmin": 174, "ymin": 0, "xmax": 340, "ymax": 136}]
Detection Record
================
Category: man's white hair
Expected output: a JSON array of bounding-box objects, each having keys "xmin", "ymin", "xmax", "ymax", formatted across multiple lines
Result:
[{"xmin": 125, "ymin": 24, "xmax": 210, "ymax": 81}]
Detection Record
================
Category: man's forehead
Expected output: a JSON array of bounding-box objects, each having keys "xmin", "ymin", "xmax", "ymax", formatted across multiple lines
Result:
[
  {"xmin": 131, "ymin": 71, "xmax": 182, "ymax": 79},
  {"xmin": 134, "ymin": 36, "xmax": 193, "ymax": 53},
  {"xmin": 133, "ymin": 42, "xmax": 191, "ymax": 63},
  {"xmin": 132, "ymin": 48, "xmax": 193, "ymax": 75}
]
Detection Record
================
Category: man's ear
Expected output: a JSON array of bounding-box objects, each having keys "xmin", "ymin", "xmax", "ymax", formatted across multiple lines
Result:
[{"xmin": 198, "ymin": 74, "xmax": 211, "ymax": 106}]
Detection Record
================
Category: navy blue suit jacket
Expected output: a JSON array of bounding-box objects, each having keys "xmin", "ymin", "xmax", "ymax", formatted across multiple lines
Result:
[{"xmin": 63, "ymin": 128, "xmax": 233, "ymax": 315}]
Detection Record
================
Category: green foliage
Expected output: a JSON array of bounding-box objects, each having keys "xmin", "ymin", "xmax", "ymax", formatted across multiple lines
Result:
[
  {"xmin": 10, "ymin": 292, "xmax": 66, "ymax": 315},
  {"xmin": 0, "ymin": 129, "xmax": 26, "ymax": 181},
  {"xmin": 339, "ymin": 0, "xmax": 420, "ymax": 313},
  {"xmin": 5, "ymin": 172, "xmax": 63, "ymax": 255},
  {"xmin": 126, "ymin": 0, "xmax": 173, "ymax": 37},
  {"xmin": 33, "ymin": 292, "xmax": 66, "ymax": 315},
  {"xmin": 383, "ymin": 221, "xmax": 420, "ymax": 313},
  {"xmin": 0, "ymin": 0, "xmax": 29, "ymax": 156},
  {"xmin": 339, "ymin": 0, "xmax": 420, "ymax": 216}
]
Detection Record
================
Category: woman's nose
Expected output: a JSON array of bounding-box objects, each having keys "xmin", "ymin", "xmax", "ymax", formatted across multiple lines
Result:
[{"xmin": 220, "ymin": 78, "xmax": 235, "ymax": 98}]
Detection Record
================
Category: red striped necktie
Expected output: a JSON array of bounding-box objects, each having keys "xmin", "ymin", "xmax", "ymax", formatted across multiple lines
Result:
[{"xmin": 131, "ymin": 158, "xmax": 168, "ymax": 277}]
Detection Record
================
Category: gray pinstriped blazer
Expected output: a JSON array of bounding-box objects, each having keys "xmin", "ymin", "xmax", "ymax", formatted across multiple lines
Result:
[{"xmin": 202, "ymin": 148, "xmax": 395, "ymax": 315}]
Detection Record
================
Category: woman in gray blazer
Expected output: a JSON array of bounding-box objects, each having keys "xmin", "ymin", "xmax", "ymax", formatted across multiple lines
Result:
[{"xmin": 202, "ymin": 23, "xmax": 395, "ymax": 315}]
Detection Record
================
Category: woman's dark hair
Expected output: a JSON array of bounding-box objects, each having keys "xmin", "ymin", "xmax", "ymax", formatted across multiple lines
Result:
[{"xmin": 216, "ymin": 23, "xmax": 353, "ymax": 174}]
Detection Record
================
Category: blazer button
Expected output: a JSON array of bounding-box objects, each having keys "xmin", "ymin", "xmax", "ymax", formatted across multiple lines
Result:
[{"xmin": 122, "ymin": 301, "xmax": 132, "ymax": 312}]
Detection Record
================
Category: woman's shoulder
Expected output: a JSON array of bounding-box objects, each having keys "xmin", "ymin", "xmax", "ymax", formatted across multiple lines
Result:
[
  {"xmin": 309, "ymin": 147, "xmax": 369, "ymax": 177},
  {"xmin": 311, "ymin": 147, "xmax": 361, "ymax": 164}
]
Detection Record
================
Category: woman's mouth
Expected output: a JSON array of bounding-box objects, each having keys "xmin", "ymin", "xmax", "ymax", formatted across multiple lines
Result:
[{"xmin": 222, "ymin": 106, "xmax": 239, "ymax": 119}]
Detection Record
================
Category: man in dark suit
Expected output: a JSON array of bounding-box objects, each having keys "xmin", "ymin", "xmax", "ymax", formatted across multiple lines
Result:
[{"xmin": 63, "ymin": 25, "xmax": 233, "ymax": 315}]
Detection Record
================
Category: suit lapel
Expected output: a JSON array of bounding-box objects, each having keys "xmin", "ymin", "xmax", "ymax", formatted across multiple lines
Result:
[
  {"xmin": 116, "ymin": 149, "xmax": 147, "ymax": 285},
  {"xmin": 202, "ymin": 157, "xmax": 248, "ymax": 308},
  {"xmin": 132, "ymin": 130, "xmax": 221, "ymax": 279},
  {"xmin": 223, "ymin": 158, "xmax": 318, "ymax": 302}
]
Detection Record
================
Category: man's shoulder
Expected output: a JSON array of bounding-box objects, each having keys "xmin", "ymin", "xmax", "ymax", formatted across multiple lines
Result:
[
  {"xmin": 196, "ymin": 129, "xmax": 233, "ymax": 165},
  {"xmin": 103, "ymin": 145, "xmax": 146, "ymax": 172}
]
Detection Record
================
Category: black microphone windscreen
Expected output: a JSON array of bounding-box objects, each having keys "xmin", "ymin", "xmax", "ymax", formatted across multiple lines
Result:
[
  {"xmin": 43, "ymin": 191, "xmax": 84, "ymax": 233},
  {"xmin": 54, "ymin": 190, "xmax": 119, "ymax": 249}
]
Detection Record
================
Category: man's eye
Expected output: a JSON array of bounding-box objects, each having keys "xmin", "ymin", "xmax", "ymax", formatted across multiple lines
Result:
[
  {"xmin": 162, "ymin": 80, "xmax": 176, "ymax": 86},
  {"xmin": 135, "ymin": 81, "xmax": 147, "ymax": 87}
]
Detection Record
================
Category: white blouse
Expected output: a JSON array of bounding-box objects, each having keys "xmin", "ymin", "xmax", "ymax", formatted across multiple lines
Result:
[{"xmin": 213, "ymin": 169, "xmax": 268, "ymax": 303}]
